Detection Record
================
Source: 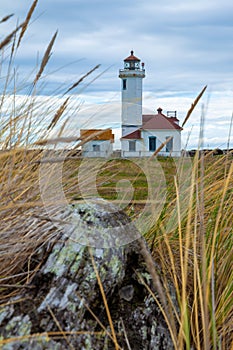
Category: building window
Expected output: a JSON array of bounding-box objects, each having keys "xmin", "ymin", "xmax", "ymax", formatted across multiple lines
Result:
[
  {"xmin": 129, "ymin": 140, "xmax": 136, "ymax": 151},
  {"xmin": 166, "ymin": 137, "xmax": 173, "ymax": 152},
  {"xmin": 123, "ymin": 79, "xmax": 127, "ymax": 90},
  {"xmin": 149, "ymin": 136, "xmax": 156, "ymax": 151},
  {"xmin": 93, "ymin": 144, "xmax": 100, "ymax": 152},
  {"xmin": 130, "ymin": 62, "xmax": 135, "ymax": 70}
]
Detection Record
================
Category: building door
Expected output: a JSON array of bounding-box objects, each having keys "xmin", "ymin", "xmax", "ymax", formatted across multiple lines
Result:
[
  {"xmin": 149, "ymin": 136, "xmax": 156, "ymax": 151},
  {"xmin": 166, "ymin": 137, "xmax": 173, "ymax": 152}
]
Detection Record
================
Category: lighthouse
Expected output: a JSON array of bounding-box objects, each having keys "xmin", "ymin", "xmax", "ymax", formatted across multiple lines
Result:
[{"xmin": 119, "ymin": 50, "xmax": 145, "ymax": 137}]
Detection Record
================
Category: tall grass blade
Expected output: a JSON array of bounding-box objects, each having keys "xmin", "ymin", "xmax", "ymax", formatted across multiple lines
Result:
[
  {"xmin": 89, "ymin": 248, "xmax": 120, "ymax": 350},
  {"xmin": 226, "ymin": 112, "xmax": 233, "ymax": 152},
  {"xmin": 0, "ymin": 22, "xmax": 24, "ymax": 50},
  {"xmin": 47, "ymin": 97, "xmax": 70, "ymax": 130},
  {"xmin": 149, "ymin": 136, "xmax": 172, "ymax": 160},
  {"xmin": 64, "ymin": 64, "xmax": 100, "ymax": 95},
  {"xmin": 181, "ymin": 85, "xmax": 207, "ymax": 128},
  {"xmin": 33, "ymin": 30, "xmax": 58, "ymax": 85},
  {"xmin": 76, "ymin": 64, "xmax": 114, "ymax": 94},
  {"xmin": 34, "ymin": 136, "xmax": 79, "ymax": 146},
  {"xmin": 0, "ymin": 14, "xmax": 14, "ymax": 24},
  {"xmin": 47, "ymin": 304, "xmax": 75, "ymax": 350},
  {"xmin": 17, "ymin": 0, "xmax": 38, "ymax": 48}
]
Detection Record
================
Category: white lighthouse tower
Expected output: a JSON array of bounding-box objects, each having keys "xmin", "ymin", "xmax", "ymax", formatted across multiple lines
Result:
[{"xmin": 119, "ymin": 50, "xmax": 145, "ymax": 137}]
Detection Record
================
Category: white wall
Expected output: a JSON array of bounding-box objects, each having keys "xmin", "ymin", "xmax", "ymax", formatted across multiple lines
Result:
[
  {"xmin": 82, "ymin": 140, "xmax": 113, "ymax": 158},
  {"xmin": 142, "ymin": 129, "xmax": 181, "ymax": 156},
  {"xmin": 141, "ymin": 129, "xmax": 181, "ymax": 157},
  {"xmin": 121, "ymin": 129, "xmax": 182, "ymax": 157},
  {"xmin": 121, "ymin": 139, "xmax": 144, "ymax": 157},
  {"xmin": 119, "ymin": 69, "xmax": 145, "ymax": 132}
]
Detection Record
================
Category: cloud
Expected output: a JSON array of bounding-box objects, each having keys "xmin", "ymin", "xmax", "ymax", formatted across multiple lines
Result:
[{"xmin": 1, "ymin": 0, "xmax": 232, "ymax": 149}]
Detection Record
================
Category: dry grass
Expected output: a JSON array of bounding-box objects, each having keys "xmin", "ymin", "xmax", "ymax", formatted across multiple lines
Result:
[
  {"xmin": 33, "ymin": 30, "xmax": 58, "ymax": 85},
  {"xmin": 0, "ymin": 3, "xmax": 233, "ymax": 349},
  {"xmin": 17, "ymin": 0, "xmax": 38, "ymax": 49},
  {"xmin": 145, "ymin": 153, "xmax": 233, "ymax": 349}
]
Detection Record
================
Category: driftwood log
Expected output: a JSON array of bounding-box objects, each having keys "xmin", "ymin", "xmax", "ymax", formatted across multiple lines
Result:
[{"xmin": 0, "ymin": 200, "xmax": 175, "ymax": 350}]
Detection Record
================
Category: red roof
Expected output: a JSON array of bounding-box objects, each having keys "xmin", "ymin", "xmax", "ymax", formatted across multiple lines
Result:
[
  {"xmin": 142, "ymin": 108, "xmax": 182, "ymax": 130},
  {"xmin": 124, "ymin": 50, "xmax": 140, "ymax": 62},
  {"xmin": 169, "ymin": 116, "xmax": 179, "ymax": 122},
  {"xmin": 142, "ymin": 115, "xmax": 153, "ymax": 123},
  {"xmin": 121, "ymin": 129, "xmax": 142, "ymax": 139}
]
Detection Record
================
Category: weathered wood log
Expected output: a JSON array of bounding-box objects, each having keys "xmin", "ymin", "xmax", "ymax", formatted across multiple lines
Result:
[{"xmin": 0, "ymin": 200, "xmax": 176, "ymax": 349}]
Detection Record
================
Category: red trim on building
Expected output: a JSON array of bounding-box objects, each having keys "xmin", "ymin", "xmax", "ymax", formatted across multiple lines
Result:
[{"xmin": 121, "ymin": 129, "xmax": 142, "ymax": 139}]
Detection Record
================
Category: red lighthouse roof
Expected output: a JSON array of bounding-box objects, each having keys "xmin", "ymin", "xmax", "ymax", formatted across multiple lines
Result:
[{"xmin": 124, "ymin": 50, "xmax": 140, "ymax": 62}]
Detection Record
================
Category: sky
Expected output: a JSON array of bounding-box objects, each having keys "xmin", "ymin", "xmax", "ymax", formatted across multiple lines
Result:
[{"xmin": 1, "ymin": 0, "xmax": 233, "ymax": 149}]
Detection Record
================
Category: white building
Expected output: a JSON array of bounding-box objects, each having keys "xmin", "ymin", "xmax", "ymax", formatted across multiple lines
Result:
[
  {"xmin": 119, "ymin": 51, "xmax": 183, "ymax": 157},
  {"xmin": 80, "ymin": 129, "xmax": 114, "ymax": 158},
  {"xmin": 81, "ymin": 50, "xmax": 182, "ymax": 158}
]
